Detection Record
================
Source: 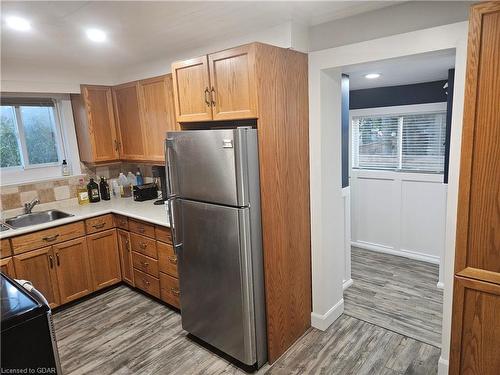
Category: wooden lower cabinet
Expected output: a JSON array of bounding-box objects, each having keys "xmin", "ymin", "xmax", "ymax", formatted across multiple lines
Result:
[
  {"xmin": 134, "ymin": 269, "xmax": 160, "ymax": 298},
  {"xmin": 53, "ymin": 238, "xmax": 93, "ymax": 304},
  {"xmin": 117, "ymin": 229, "xmax": 134, "ymax": 286},
  {"xmin": 87, "ymin": 229, "xmax": 121, "ymax": 291},
  {"xmin": 160, "ymin": 272, "xmax": 180, "ymax": 308},
  {"xmin": 0, "ymin": 257, "xmax": 16, "ymax": 278},
  {"xmin": 13, "ymin": 247, "xmax": 60, "ymax": 308}
]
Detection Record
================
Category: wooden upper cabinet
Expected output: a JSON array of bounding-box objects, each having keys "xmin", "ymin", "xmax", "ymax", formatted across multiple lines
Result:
[
  {"xmin": 113, "ymin": 82, "xmax": 146, "ymax": 160},
  {"xmin": 138, "ymin": 74, "xmax": 178, "ymax": 161},
  {"xmin": 208, "ymin": 44, "xmax": 258, "ymax": 120},
  {"xmin": 171, "ymin": 56, "xmax": 213, "ymax": 122},
  {"xmin": 53, "ymin": 237, "xmax": 93, "ymax": 304},
  {"xmin": 87, "ymin": 229, "xmax": 121, "ymax": 291},
  {"xmin": 71, "ymin": 85, "xmax": 120, "ymax": 163},
  {"xmin": 13, "ymin": 247, "xmax": 60, "ymax": 308}
]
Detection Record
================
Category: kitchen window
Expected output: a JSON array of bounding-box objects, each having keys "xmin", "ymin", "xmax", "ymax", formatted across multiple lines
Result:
[
  {"xmin": 351, "ymin": 105, "xmax": 447, "ymax": 173},
  {"xmin": 1, "ymin": 98, "xmax": 63, "ymax": 169}
]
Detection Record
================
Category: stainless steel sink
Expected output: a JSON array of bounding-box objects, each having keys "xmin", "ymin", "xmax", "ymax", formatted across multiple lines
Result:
[{"xmin": 5, "ymin": 210, "xmax": 74, "ymax": 229}]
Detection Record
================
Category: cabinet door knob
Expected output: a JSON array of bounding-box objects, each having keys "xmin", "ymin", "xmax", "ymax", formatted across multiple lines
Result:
[
  {"xmin": 210, "ymin": 86, "xmax": 216, "ymax": 107},
  {"xmin": 56, "ymin": 253, "xmax": 60, "ymax": 266},
  {"xmin": 204, "ymin": 87, "xmax": 211, "ymax": 107},
  {"xmin": 171, "ymin": 288, "xmax": 180, "ymax": 297},
  {"xmin": 48, "ymin": 255, "xmax": 54, "ymax": 269},
  {"xmin": 168, "ymin": 255, "xmax": 177, "ymax": 265}
]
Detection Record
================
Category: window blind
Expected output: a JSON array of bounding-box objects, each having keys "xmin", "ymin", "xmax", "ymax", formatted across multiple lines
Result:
[{"xmin": 352, "ymin": 111, "xmax": 446, "ymax": 173}]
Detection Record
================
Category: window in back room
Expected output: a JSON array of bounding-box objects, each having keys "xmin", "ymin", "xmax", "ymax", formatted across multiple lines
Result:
[{"xmin": 1, "ymin": 98, "xmax": 62, "ymax": 169}]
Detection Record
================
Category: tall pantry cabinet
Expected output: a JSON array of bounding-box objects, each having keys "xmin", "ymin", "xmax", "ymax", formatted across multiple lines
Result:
[{"xmin": 450, "ymin": 3, "xmax": 500, "ymax": 374}]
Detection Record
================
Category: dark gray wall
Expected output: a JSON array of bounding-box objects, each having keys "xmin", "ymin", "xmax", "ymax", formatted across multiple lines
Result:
[
  {"xmin": 309, "ymin": 1, "xmax": 472, "ymax": 52},
  {"xmin": 350, "ymin": 80, "xmax": 448, "ymax": 110}
]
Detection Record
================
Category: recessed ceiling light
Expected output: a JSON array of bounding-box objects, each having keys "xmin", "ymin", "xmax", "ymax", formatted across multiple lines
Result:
[
  {"xmin": 365, "ymin": 73, "xmax": 381, "ymax": 79},
  {"xmin": 6, "ymin": 16, "xmax": 31, "ymax": 31},
  {"xmin": 86, "ymin": 28, "xmax": 106, "ymax": 42}
]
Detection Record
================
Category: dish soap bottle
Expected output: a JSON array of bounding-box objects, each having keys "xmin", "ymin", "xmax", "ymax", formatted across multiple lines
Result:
[
  {"xmin": 61, "ymin": 159, "xmax": 70, "ymax": 176},
  {"xmin": 135, "ymin": 168, "xmax": 144, "ymax": 186},
  {"xmin": 77, "ymin": 178, "xmax": 89, "ymax": 205},
  {"xmin": 87, "ymin": 178, "xmax": 100, "ymax": 203},
  {"xmin": 99, "ymin": 177, "xmax": 111, "ymax": 201}
]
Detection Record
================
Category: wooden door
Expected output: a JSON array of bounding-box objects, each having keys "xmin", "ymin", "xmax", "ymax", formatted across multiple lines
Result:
[
  {"xmin": 13, "ymin": 247, "xmax": 60, "ymax": 308},
  {"xmin": 450, "ymin": 3, "xmax": 500, "ymax": 374},
  {"xmin": 208, "ymin": 44, "xmax": 258, "ymax": 120},
  {"xmin": 87, "ymin": 229, "xmax": 121, "ymax": 291},
  {"xmin": 82, "ymin": 85, "xmax": 120, "ymax": 162},
  {"xmin": 53, "ymin": 238, "xmax": 93, "ymax": 304},
  {"xmin": 138, "ymin": 74, "xmax": 178, "ymax": 162},
  {"xmin": 113, "ymin": 82, "xmax": 146, "ymax": 160},
  {"xmin": 117, "ymin": 229, "xmax": 134, "ymax": 286},
  {"xmin": 171, "ymin": 56, "xmax": 212, "ymax": 122},
  {"xmin": 0, "ymin": 257, "xmax": 16, "ymax": 278}
]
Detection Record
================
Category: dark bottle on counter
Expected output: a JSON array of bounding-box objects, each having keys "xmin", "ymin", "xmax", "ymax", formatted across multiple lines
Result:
[
  {"xmin": 87, "ymin": 178, "xmax": 100, "ymax": 203},
  {"xmin": 99, "ymin": 177, "xmax": 111, "ymax": 201}
]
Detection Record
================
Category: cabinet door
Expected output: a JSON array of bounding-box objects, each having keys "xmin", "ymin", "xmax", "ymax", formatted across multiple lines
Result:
[
  {"xmin": 0, "ymin": 257, "xmax": 16, "ymax": 278},
  {"xmin": 53, "ymin": 238, "xmax": 93, "ymax": 304},
  {"xmin": 117, "ymin": 229, "xmax": 134, "ymax": 286},
  {"xmin": 82, "ymin": 85, "xmax": 120, "ymax": 162},
  {"xmin": 13, "ymin": 247, "xmax": 60, "ymax": 308},
  {"xmin": 171, "ymin": 56, "xmax": 213, "ymax": 122},
  {"xmin": 208, "ymin": 44, "xmax": 258, "ymax": 120},
  {"xmin": 138, "ymin": 74, "xmax": 178, "ymax": 161},
  {"xmin": 87, "ymin": 229, "xmax": 121, "ymax": 291},
  {"xmin": 113, "ymin": 82, "xmax": 146, "ymax": 160}
]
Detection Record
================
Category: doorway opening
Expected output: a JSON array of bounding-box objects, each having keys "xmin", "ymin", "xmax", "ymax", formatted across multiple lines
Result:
[{"xmin": 340, "ymin": 50, "xmax": 456, "ymax": 348}]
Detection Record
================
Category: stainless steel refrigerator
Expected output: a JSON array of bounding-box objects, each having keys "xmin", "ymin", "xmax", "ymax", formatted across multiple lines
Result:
[{"xmin": 165, "ymin": 128, "xmax": 267, "ymax": 368}]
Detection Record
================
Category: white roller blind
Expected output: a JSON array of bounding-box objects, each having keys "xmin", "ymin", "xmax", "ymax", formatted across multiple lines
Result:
[{"xmin": 352, "ymin": 110, "xmax": 446, "ymax": 173}]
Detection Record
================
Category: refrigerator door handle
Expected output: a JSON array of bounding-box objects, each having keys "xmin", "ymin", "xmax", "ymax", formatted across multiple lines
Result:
[
  {"xmin": 168, "ymin": 198, "xmax": 183, "ymax": 251},
  {"xmin": 165, "ymin": 137, "xmax": 177, "ymax": 199}
]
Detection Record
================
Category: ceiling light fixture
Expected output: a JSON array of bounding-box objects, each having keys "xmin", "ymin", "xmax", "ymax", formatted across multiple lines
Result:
[
  {"xmin": 86, "ymin": 28, "xmax": 106, "ymax": 42},
  {"xmin": 364, "ymin": 73, "xmax": 381, "ymax": 79},
  {"xmin": 6, "ymin": 16, "xmax": 31, "ymax": 31}
]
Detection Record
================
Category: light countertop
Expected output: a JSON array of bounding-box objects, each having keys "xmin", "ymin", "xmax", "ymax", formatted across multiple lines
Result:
[{"xmin": 0, "ymin": 197, "xmax": 170, "ymax": 239}]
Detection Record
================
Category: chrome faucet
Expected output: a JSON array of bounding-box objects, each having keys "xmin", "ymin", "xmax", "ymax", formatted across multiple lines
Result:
[{"xmin": 24, "ymin": 198, "xmax": 40, "ymax": 214}]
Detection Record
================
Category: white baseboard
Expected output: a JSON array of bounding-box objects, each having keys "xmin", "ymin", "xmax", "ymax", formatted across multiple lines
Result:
[
  {"xmin": 343, "ymin": 278, "xmax": 353, "ymax": 290},
  {"xmin": 311, "ymin": 299, "xmax": 344, "ymax": 331},
  {"xmin": 438, "ymin": 357, "xmax": 449, "ymax": 375},
  {"xmin": 436, "ymin": 281, "xmax": 444, "ymax": 289},
  {"xmin": 351, "ymin": 240, "xmax": 440, "ymax": 265}
]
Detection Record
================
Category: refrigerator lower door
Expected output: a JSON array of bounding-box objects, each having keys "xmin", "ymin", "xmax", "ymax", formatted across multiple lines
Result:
[{"xmin": 177, "ymin": 199, "xmax": 257, "ymax": 365}]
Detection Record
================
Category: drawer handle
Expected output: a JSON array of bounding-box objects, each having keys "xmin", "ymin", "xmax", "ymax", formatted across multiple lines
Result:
[
  {"xmin": 140, "ymin": 242, "xmax": 148, "ymax": 249},
  {"xmin": 168, "ymin": 255, "xmax": 177, "ymax": 265},
  {"xmin": 143, "ymin": 279, "xmax": 150, "ymax": 286},
  {"xmin": 43, "ymin": 234, "xmax": 59, "ymax": 242},
  {"xmin": 140, "ymin": 261, "xmax": 149, "ymax": 267},
  {"xmin": 171, "ymin": 288, "xmax": 180, "ymax": 297},
  {"xmin": 138, "ymin": 227, "xmax": 145, "ymax": 233},
  {"xmin": 121, "ymin": 220, "xmax": 127, "ymax": 226},
  {"xmin": 92, "ymin": 222, "xmax": 105, "ymax": 229}
]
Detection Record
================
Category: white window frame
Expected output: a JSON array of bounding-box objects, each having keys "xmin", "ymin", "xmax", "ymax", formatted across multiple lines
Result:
[
  {"xmin": 1, "ymin": 94, "xmax": 83, "ymax": 186},
  {"xmin": 349, "ymin": 102, "xmax": 448, "ymax": 174}
]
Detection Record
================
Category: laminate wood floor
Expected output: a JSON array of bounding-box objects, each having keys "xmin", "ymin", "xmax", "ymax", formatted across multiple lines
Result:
[
  {"xmin": 53, "ymin": 285, "xmax": 440, "ymax": 375},
  {"xmin": 344, "ymin": 247, "xmax": 443, "ymax": 347}
]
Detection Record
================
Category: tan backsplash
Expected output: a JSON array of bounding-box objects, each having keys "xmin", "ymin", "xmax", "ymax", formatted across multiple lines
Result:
[{"xmin": 0, "ymin": 162, "xmax": 159, "ymax": 211}]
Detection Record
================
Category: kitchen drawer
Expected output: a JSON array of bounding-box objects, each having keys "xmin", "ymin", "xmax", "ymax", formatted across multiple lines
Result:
[
  {"xmin": 129, "ymin": 219, "xmax": 155, "ymax": 238},
  {"xmin": 11, "ymin": 221, "xmax": 85, "ymax": 255},
  {"xmin": 134, "ymin": 269, "xmax": 160, "ymax": 298},
  {"xmin": 160, "ymin": 272, "xmax": 180, "ymax": 308},
  {"xmin": 85, "ymin": 214, "xmax": 114, "ymax": 234},
  {"xmin": 132, "ymin": 251, "xmax": 159, "ymax": 277},
  {"xmin": 114, "ymin": 214, "xmax": 129, "ymax": 230},
  {"xmin": 155, "ymin": 225, "xmax": 172, "ymax": 244},
  {"xmin": 158, "ymin": 241, "xmax": 177, "ymax": 278},
  {"xmin": 130, "ymin": 233, "xmax": 157, "ymax": 259},
  {"xmin": 1, "ymin": 239, "xmax": 12, "ymax": 259}
]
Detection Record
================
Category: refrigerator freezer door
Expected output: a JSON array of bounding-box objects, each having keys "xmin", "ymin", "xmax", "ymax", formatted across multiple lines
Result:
[
  {"xmin": 177, "ymin": 199, "xmax": 256, "ymax": 365},
  {"xmin": 166, "ymin": 129, "xmax": 253, "ymax": 206}
]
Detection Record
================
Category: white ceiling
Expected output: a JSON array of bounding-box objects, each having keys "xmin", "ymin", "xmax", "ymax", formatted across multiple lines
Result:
[
  {"xmin": 344, "ymin": 49, "xmax": 456, "ymax": 90},
  {"xmin": 1, "ymin": 1, "xmax": 397, "ymax": 73}
]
